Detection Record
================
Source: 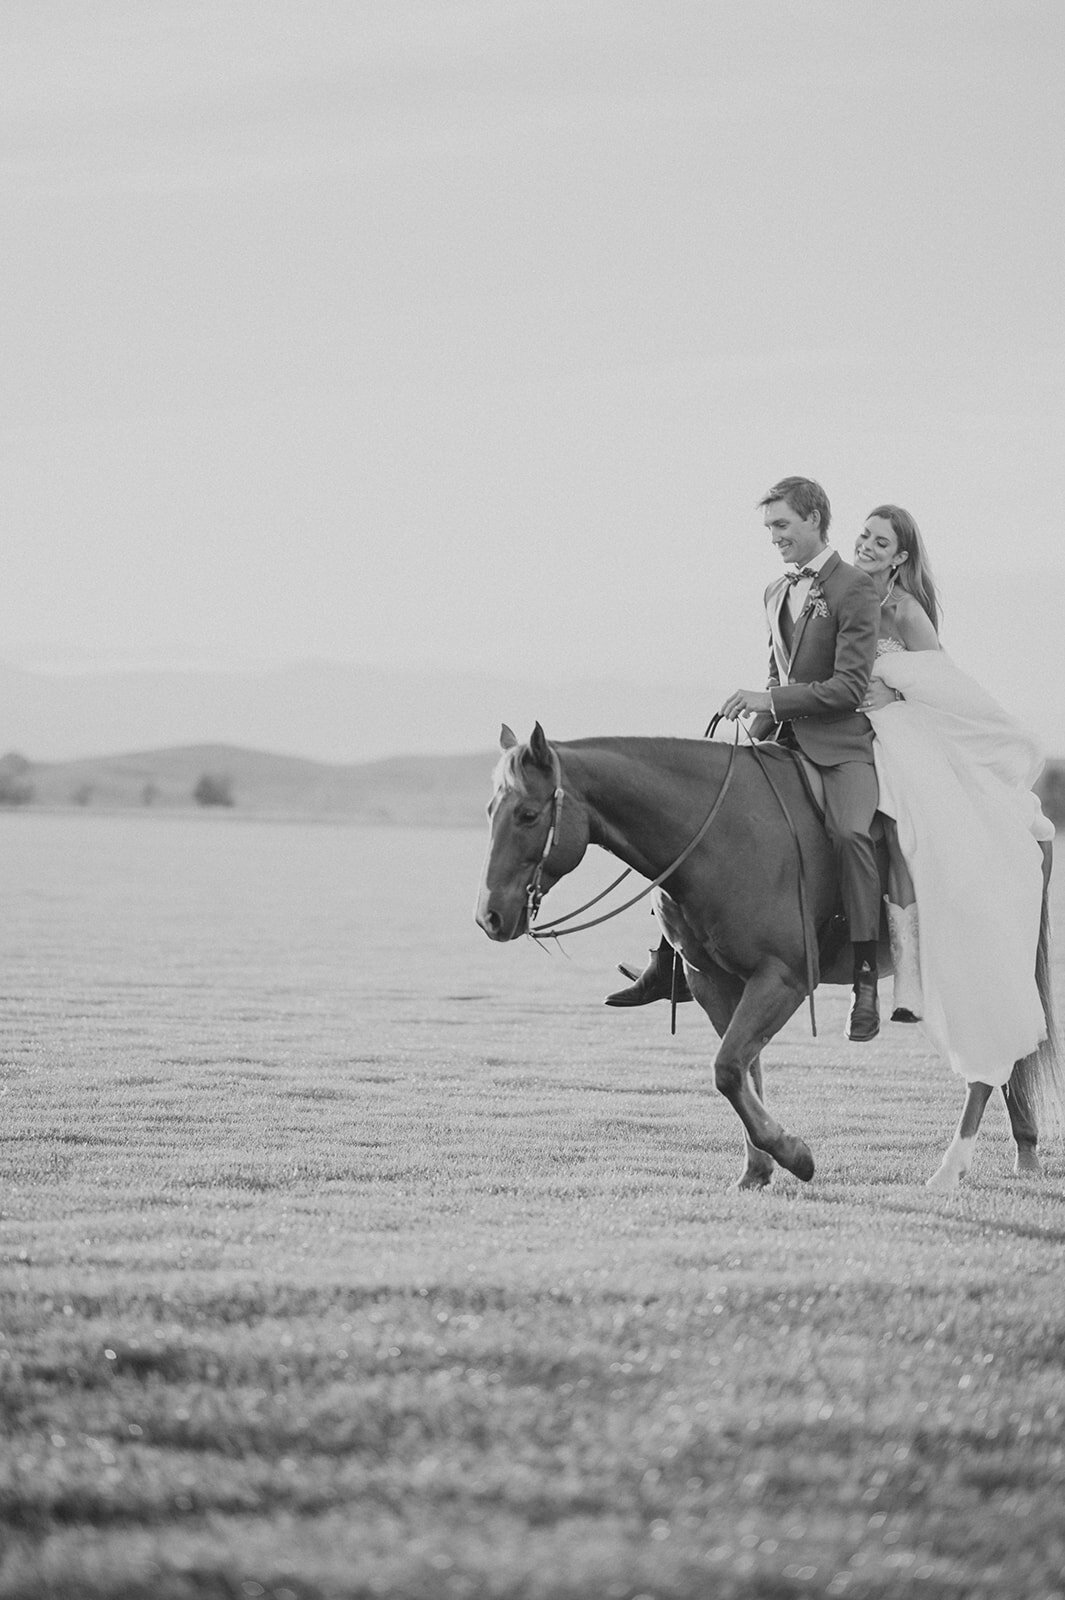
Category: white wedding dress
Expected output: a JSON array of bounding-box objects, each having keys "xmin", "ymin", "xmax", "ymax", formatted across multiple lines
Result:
[{"xmin": 869, "ymin": 643, "xmax": 1053, "ymax": 1085}]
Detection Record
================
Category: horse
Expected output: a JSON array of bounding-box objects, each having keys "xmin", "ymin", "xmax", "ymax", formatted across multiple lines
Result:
[{"xmin": 475, "ymin": 722, "xmax": 1063, "ymax": 1192}]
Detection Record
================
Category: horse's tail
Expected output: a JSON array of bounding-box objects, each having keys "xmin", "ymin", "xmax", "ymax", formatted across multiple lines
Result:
[{"xmin": 1008, "ymin": 858, "xmax": 1065, "ymax": 1140}]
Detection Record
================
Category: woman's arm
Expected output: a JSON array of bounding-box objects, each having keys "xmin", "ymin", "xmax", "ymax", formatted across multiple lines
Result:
[
  {"xmin": 892, "ymin": 593, "xmax": 940, "ymax": 651},
  {"xmin": 864, "ymin": 595, "xmax": 941, "ymax": 709}
]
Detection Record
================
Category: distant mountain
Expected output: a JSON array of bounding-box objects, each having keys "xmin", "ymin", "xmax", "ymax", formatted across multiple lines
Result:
[
  {"xmin": 0, "ymin": 744, "xmax": 497, "ymax": 826},
  {"xmin": 0, "ymin": 659, "xmax": 717, "ymax": 766}
]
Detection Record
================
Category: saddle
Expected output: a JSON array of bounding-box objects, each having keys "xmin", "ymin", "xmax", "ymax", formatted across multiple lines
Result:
[
  {"xmin": 750, "ymin": 741, "xmax": 827, "ymax": 817},
  {"xmin": 750, "ymin": 740, "xmax": 886, "ymax": 842}
]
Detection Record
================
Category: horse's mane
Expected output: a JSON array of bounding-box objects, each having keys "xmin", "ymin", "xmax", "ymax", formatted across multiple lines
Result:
[{"xmin": 491, "ymin": 745, "xmax": 529, "ymax": 796}]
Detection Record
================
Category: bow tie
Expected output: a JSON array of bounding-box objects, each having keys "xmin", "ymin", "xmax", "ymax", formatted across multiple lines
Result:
[{"xmin": 785, "ymin": 567, "xmax": 819, "ymax": 584}]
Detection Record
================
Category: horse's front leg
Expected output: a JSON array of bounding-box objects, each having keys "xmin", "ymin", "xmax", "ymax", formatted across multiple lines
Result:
[
  {"xmin": 687, "ymin": 963, "xmax": 773, "ymax": 1190},
  {"xmin": 710, "ymin": 960, "xmax": 813, "ymax": 1182},
  {"xmin": 926, "ymin": 1082, "xmax": 994, "ymax": 1192},
  {"xmin": 739, "ymin": 1055, "xmax": 776, "ymax": 1190}
]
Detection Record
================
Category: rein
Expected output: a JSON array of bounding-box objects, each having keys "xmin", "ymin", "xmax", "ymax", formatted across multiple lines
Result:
[{"xmin": 526, "ymin": 722, "xmax": 741, "ymax": 942}]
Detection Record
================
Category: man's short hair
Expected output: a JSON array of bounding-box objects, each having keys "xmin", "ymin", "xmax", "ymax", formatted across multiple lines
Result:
[{"xmin": 758, "ymin": 477, "xmax": 831, "ymax": 537}]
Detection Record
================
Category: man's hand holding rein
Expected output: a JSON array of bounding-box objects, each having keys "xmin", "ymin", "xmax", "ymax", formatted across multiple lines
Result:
[{"xmin": 719, "ymin": 689, "xmax": 772, "ymax": 720}]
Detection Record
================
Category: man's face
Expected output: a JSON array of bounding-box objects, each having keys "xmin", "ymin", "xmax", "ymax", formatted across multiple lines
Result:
[{"xmin": 763, "ymin": 500, "xmax": 824, "ymax": 567}]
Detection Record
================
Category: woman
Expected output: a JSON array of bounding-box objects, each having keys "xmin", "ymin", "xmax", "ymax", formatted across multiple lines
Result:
[{"xmin": 857, "ymin": 504, "xmax": 1054, "ymax": 1087}]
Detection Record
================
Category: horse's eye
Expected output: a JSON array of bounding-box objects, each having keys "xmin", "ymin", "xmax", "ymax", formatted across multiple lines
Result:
[{"xmin": 517, "ymin": 807, "xmax": 540, "ymax": 826}]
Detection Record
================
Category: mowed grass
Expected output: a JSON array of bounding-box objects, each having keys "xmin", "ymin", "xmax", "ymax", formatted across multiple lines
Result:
[{"xmin": 1, "ymin": 816, "xmax": 1064, "ymax": 1599}]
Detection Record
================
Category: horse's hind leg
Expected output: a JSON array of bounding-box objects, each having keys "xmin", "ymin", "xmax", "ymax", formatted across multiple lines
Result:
[
  {"xmin": 1002, "ymin": 1066, "xmax": 1042, "ymax": 1176},
  {"xmin": 1002, "ymin": 840, "xmax": 1054, "ymax": 1178},
  {"xmin": 926, "ymin": 1082, "xmax": 993, "ymax": 1193}
]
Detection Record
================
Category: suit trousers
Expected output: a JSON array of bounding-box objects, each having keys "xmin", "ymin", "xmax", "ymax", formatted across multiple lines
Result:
[{"xmin": 818, "ymin": 760, "xmax": 881, "ymax": 945}]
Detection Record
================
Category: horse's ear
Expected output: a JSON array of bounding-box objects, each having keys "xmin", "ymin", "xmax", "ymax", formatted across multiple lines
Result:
[
  {"xmin": 499, "ymin": 723, "xmax": 517, "ymax": 751},
  {"xmin": 526, "ymin": 721, "xmax": 552, "ymax": 771}
]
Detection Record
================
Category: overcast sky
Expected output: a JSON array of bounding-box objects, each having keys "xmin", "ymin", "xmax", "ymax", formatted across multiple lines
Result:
[{"xmin": 2, "ymin": 1, "xmax": 1063, "ymax": 747}]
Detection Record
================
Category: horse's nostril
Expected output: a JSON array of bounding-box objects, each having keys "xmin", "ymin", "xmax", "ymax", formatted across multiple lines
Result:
[{"xmin": 478, "ymin": 906, "xmax": 501, "ymax": 936}]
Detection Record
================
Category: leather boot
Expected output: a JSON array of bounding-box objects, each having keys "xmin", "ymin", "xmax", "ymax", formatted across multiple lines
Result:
[
  {"xmin": 605, "ymin": 939, "xmax": 692, "ymax": 1006},
  {"xmin": 886, "ymin": 901, "xmax": 922, "ymax": 1022},
  {"xmin": 846, "ymin": 963, "xmax": 880, "ymax": 1042}
]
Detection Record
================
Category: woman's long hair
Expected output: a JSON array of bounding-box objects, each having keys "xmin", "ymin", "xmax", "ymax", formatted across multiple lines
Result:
[{"xmin": 866, "ymin": 504, "xmax": 941, "ymax": 633}]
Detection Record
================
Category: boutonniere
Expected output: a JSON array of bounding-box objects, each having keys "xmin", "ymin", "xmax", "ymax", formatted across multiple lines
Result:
[{"xmin": 801, "ymin": 582, "xmax": 829, "ymax": 621}]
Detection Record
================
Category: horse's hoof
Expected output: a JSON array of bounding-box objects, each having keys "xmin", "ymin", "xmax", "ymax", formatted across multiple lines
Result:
[
  {"xmin": 926, "ymin": 1137, "xmax": 972, "ymax": 1194},
  {"xmin": 1014, "ymin": 1146, "xmax": 1042, "ymax": 1178},
  {"xmin": 777, "ymin": 1136, "xmax": 814, "ymax": 1183},
  {"xmin": 927, "ymin": 1158, "xmax": 965, "ymax": 1196},
  {"xmin": 735, "ymin": 1165, "xmax": 773, "ymax": 1191}
]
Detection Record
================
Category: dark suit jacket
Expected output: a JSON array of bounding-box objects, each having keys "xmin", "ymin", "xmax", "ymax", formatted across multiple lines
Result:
[{"xmin": 748, "ymin": 550, "xmax": 879, "ymax": 767}]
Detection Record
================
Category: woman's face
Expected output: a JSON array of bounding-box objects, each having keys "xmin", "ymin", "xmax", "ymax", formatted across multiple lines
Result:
[{"xmin": 855, "ymin": 515, "xmax": 906, "ymax": 582}]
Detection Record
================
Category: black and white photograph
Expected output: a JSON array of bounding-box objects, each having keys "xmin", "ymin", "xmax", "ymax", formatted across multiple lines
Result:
[{"xmin": 2, "ymin": 4, "xmax": 1064, "ymax": 1596}]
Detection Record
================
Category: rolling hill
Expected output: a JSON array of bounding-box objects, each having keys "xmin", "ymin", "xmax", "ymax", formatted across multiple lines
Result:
[{"xmin": 0, "ymin": 745, "xmax": 497, "ymax": 827}]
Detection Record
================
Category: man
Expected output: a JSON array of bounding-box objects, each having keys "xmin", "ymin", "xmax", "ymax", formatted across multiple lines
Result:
[{"xmin": 606, "ymin": 476, "xmax": 883, "ymax": 1041}]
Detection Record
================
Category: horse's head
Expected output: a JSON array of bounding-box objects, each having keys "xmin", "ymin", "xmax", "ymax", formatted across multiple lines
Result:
[{"xmin": 475, "ymin": 722, "xmax": 589, "ymax": 941}]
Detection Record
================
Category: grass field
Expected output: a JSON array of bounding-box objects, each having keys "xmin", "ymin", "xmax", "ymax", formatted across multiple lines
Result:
[{"xmin": 1, "ymin": 815, "xmax": 1064, "ymax": 1599}]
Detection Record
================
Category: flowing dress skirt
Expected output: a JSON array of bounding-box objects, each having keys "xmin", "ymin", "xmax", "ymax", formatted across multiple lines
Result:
[{"xmin": 869, "ymin": 649, "xmax": 1052, "ymax": 1086}]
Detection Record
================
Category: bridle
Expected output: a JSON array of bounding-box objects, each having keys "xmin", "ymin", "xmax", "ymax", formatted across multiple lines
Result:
[{"xmin": 523, "ymin": 783, "xmax": 567, "ymax": 926}]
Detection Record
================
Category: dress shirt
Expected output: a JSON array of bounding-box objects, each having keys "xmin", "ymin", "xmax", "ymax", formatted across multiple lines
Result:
[{"xmin": 785, "ymin": 545, "xmax": 834, "ymax": 621}]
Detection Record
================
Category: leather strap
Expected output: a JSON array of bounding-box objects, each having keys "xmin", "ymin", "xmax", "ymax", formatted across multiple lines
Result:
[{"xmin": 745, "ymin": 741, "xmax": 820, "ymax": 1036}]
